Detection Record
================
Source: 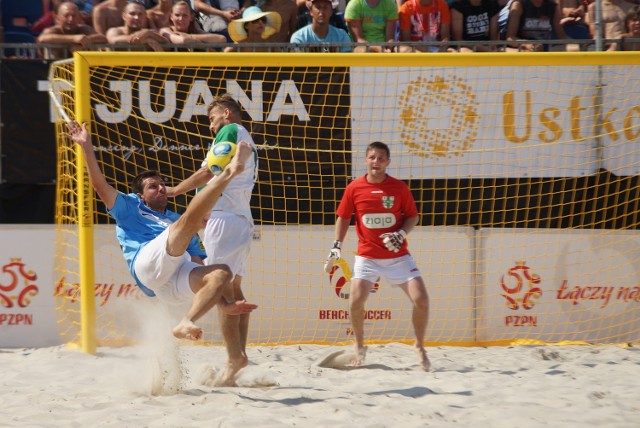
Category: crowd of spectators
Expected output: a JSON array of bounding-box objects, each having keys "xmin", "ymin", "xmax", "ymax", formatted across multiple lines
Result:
[{"xmin": 2, "ymin": 0, "xmax": 640, "ymax": 58}]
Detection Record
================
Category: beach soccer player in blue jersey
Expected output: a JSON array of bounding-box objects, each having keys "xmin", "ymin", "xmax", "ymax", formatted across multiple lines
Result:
[{"xmin": 66, "ymin": 120, "xmax": 258, "ymax": 344}]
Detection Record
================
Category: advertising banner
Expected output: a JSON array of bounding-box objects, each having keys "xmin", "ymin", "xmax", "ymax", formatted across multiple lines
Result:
[
  {"xmin": 0, "ymin": 225, "xmax": 61, "ymax": 347},
  {"xmin": 350, "ymin": 66, "xmax": 601, "ymax": 179},
  {"xmin": 477, "ymin": 228, "xmax": 640, "ymax": 343},
  {"xmin": 248, "ymin": 225, "xmax": 476, "ymax": 343},
  {"xmin": 600, "ymin": 65, "xmax": 640, "ymax": 175}
]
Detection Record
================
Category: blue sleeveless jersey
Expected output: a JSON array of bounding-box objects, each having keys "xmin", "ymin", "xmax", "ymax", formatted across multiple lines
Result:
[{"xmin": 107, "ymin": 192, "xmax": 206, "ymax": 296}]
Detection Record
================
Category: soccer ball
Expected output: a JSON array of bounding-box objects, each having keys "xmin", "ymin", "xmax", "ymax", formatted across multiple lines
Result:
[{"xmin": 206, "ymin": 142, "xmax": 237, "ymax": 175}]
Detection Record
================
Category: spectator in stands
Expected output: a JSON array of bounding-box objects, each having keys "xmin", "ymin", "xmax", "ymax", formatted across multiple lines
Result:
[
  {"xmin": 587, "ymin": 0, "xmax": 634, "ymax": 50},
  {"xmin": 37, "ymin": 1, "xmax": 108, "ymax": 59},
  {"xmin": 194, "ymin": 0, "xmax": 242, "ymax": 41},
  {"xmin": 450, "ymin": 0, "xmax": 500, "ymax": 51},
  {"xmin": 617, "ymin": 4, "xmax": 640, "ymax": 49},
  {"xmin": 73, "ymin": 0, "xmax": 99, "ymax": 25},
  {"xmin": 397, "ymin": 0, "xmax": 450, "ymax": 52},
  {"xmin": 160, "ymin": 0, "xmax": 227, "ymax": 47},
  {"xmin": 255, "ymin": 0, "xmax": 299, "ymax": 43},
  {"xmin": 560, "ymin": 0, "xmax": 591, "ymax": 44},
  {"xmin": 93, "ymin": 0, "xmax": 127, "ymax": 34},
  {"xmin": 290, "ymin": 0, "xmax": 351, "ymax": 51},
  {"xmin": 106, "ymin": 0, "xmax": 168, "ymax": 50},
  {"xmin": 33, "ymin": 1, "xmax": 103, "ymax": 34},
  {"xmin": 505, "ymin": 0, "xmax": 568, "ymax": 51},
  {"xmin": 146, "ymin": 0, "xmax": 174, "ymax": 29},
  {"xmin": 225, "ymin": 5, "xmax": 282, "ymax": 51},
  {"xmin": 344, "ymin": 0, "xmax": 398, "ymax": 52},
  {"xmin": 296, "ymin": 0, "xmax": 347, "ymax": 33}
]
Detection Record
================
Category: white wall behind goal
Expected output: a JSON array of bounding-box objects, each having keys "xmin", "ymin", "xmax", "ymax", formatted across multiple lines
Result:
[{"xmin": 1, "ymin": 225, "xmax": 639, "ymax": 347}]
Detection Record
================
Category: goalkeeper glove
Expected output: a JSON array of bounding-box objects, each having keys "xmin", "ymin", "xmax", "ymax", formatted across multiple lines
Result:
[
  {"xmin": 324, "ymin": 240, "xmax": 342, "ymax": 273},
  {"xmin": 380, "ymin": 229, "xmax": 407, "ymax": 253}
]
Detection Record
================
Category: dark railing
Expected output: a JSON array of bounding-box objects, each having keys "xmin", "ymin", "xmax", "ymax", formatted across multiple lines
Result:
[{"xmin": 1, "ymin": 38, "xmax": 636, "ymax": 60}]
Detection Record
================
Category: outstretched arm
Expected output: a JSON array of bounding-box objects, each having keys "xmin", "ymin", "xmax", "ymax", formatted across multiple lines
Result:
[
  {"xmin": 166, "ymin": 166, "xmax": 213, "ymax": 197},
  {"xmin": 66, "ymin": 121, "xmax": 118, "ymax": 210}
]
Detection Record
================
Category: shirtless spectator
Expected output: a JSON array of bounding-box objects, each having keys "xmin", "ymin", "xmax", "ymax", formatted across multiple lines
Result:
[
  {"xmin": 93, "ymin": 0, "xmax": 128, "ymax": 34},
  {"xmin": 160, "ymin": 1, "xmax": 227, "ymax": 48},
  {"xmin": 106, "ymin": 1, "xmax": 168, "ymax": 50},
  {"xmin": 147, "ymin": 0, "xmax": 174, "ymax": 30},
  {"xmin": 587, "ymin": 0, "xmax": 634, "ymax": 50},
  {"xmin": 37, "ymin": 2, "xmax": 108, "ymax": 59}
]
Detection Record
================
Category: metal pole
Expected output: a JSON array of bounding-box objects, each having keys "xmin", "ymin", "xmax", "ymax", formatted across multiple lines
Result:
[{"xmin": 595, "ymin": 0, "xmax": 604, "ymax": 51}]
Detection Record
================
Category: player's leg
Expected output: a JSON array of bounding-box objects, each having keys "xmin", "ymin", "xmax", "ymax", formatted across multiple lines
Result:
[
  {"xmin": 215, "ymin": 275, "xmax": 248, "ymax": 386},
  {"xmin": 398, "ymin": 276, "xmax": 430, "ymax": 371},
  {"xmin": 165, "ymin": 141, "xmax": 252, "ymax": 257},
  {"xmin": 232, "ymin": 275, "xmax": 250, "ymax": 352},
  {"xmin": 172, "ymin": 262, "xmax": 257, "ymax": 341},
  {"xmin": 172, "ymin": 263, "xmax": 233, "ymax": 340},
  {"xmin": 204, "ymin": 213, "xmax": 253, "ymax": 385},
  {"xmin": 349, "ymin": 277, "xmax": 374, "ymax": 365}
]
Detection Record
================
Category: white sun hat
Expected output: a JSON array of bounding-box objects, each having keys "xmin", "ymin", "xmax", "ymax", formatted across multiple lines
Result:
[{"xmin": 227, "ymin": 6, "xmax": 282, "ymax": 42}]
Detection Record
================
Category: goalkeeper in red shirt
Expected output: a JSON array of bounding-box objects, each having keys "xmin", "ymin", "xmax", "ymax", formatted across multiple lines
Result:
[{"xmin": 327, "ymin": 141, "xmax": 431, "ymax": 371}]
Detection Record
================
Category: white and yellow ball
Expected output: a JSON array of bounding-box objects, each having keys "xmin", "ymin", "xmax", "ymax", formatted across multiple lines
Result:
[{"xmin": 206, "ymin": 142, "xmax": 237, "ymax": 175}]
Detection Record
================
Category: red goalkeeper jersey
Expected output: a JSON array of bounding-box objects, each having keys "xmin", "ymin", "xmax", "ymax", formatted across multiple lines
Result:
[{"xmin": 336, "ymin": 174, "xmax": 418, "ymax": 259}]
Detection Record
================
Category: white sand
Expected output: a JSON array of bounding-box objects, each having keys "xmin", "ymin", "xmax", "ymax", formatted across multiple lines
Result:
[{"xmin": 2, "ymin": 342, "xmax": 639, "ymax": 427}]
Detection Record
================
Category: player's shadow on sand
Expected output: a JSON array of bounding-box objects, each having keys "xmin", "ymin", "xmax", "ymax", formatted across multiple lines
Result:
[
  {"xmin": 315, "ymin": 350, "xmax": 418, "ymax": 371},
  {"xmin": 368, "ymin": 386, "xmax": 472, "ymax": 398},
  {"xmin": 315, "ymin": 349, "xmax": 396, "ymax": 370}
]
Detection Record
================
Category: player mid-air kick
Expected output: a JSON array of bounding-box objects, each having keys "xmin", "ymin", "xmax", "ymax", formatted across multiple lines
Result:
[{"xmin": 66, "ymin": 120, "xmax": 258, "ymax": 354}]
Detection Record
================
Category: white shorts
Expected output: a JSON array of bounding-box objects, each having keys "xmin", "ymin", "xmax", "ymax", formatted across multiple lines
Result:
[
  {"xmin": 204, "ymin": 212, "xmax": 253, "ymax": 277},
  {"xmin": 133, "ymin": 228, "xmax": 198, "ymax": 305},
  {"xmin": 353, "ymin": 255, "xmax": 422, "ymax": 286}
]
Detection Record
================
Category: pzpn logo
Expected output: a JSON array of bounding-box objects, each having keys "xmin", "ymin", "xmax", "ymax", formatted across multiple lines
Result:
[{"xmin": 0, "ymin": 258, "xmax": 39, "ymax": 308}]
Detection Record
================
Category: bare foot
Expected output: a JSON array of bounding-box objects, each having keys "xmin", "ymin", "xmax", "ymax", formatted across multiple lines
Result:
[
  {"xmin": 213, "ymin": 356, "xmax": 248, "ymax": 386},
  {"xmin": 172, "ymin": 318, "xmax": 202, "ymax": 340},
  {"xmin": 416, "ymin": 346, "xmax": 431, "ymax": 372},
  {"xmin": 349, "ymin": 345, "xmax": 367, "ymax": 366},
  {"xmin": 227, "ymin": 141, "xmax": 253, "ymax": 176},
  {"xmin": 221, "ymin": 299, "xmax": 258, "ymax": 315}
]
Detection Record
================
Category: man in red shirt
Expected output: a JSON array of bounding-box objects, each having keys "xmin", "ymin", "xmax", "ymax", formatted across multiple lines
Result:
[
  {"xmin": 327, "ymin": 141, "xmax": 431, "ymax": 371},
  {"xmin": 398, "ymin": 0, "xmax": 451, "ymax": 52}
]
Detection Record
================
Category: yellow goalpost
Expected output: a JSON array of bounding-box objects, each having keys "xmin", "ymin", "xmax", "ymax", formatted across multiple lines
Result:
[{"xmin": 51, "ymin": 52, "xmax": 640, "ymax": 352}]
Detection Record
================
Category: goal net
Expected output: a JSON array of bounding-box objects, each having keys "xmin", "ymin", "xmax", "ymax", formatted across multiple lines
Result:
[{"xmin": 52, "ymin": 52, "xmax": 640, "ymax": 350}]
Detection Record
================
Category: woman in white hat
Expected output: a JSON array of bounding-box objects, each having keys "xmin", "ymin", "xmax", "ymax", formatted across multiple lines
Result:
[{"xmin": 224, "ymin": 6, "xmax": 282, "ymax": 52}]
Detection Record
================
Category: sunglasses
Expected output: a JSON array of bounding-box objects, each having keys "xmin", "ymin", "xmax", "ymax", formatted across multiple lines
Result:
[{"xmin": 248, "ymin": 16, "xmax": 268, "ymax": 24}]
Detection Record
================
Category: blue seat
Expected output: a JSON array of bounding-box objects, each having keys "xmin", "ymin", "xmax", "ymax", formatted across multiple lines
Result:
[
  {"xmin": 1, "ymin": 0, "xmax": 44, "ymax": 35},
  {"xmin": 3, "ymin": 31, "xmax": 39, "ymax": 59}
]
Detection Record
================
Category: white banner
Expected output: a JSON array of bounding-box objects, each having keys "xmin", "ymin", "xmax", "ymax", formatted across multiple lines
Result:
[
  {"xmin": 351, "ymin": 66, "xmax": 602, "ymax": 178},
  {"xmin": 246, "ymin": 226, "xmax": 476, "ymax": 343},
  {"xmin": 477, "ymin": 228, "xmax": 640, "ymax": 343},
  {"xmin": 600, "ymin": 65, "xmax": 640, "ymax": 175},
  {"xmin": 5, "ymin": 225, "xmax": 638, "ymax": 347},
  {"xmin": 0, "ymin": 225, "xmax": 61, "ymax": 348}
]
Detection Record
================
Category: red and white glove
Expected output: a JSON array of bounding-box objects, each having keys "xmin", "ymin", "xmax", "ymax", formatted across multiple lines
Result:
[{"xmin": 380, "ymin": 229, "xmax": 407, "ymax": 253}]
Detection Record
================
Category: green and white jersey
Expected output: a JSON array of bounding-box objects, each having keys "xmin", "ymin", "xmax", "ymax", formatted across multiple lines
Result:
[{"xmin": 203, "ymin": 123, "xmax": 258, "ymax": 220}]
